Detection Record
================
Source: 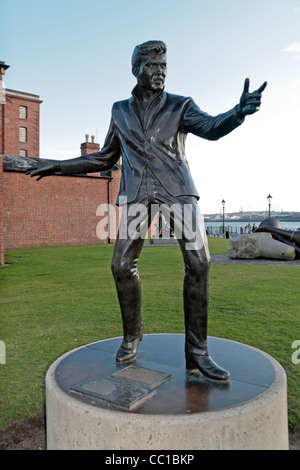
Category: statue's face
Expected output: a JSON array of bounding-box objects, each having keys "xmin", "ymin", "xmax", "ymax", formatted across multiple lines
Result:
[{"xmin": 133, "ymin": 53, "xmax": 167, "ymax": 92}]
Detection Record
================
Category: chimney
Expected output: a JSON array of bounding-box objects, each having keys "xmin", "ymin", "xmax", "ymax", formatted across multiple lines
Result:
[
  {"xmin": 0, "ymin": 61, "xmax": 9, "ymax": 106},
  {"xmin": 80, "ymin": 134, "xmax": 100, "ymax": 156},
  {"xmin": 0, "ymin": 61, "xmax": 10, "ymax": 78}
]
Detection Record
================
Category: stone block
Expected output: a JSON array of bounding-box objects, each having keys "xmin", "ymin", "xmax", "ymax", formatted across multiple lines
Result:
[{"xmin": 228, "ymin": 232, "xmax": 295, "ymax": 261}]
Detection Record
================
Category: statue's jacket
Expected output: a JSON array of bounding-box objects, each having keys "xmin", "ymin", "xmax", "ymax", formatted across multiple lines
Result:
[{"xmin": 60, "ymin": 87, "xmax": 244, "ymax": 204}]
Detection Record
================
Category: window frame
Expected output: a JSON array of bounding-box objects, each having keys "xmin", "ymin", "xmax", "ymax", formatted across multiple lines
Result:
[
  {"xmin": 19, "ymin": 105, "xmax": 28, "ymax": 120},
  {"xmin": 19, "ymin": 126, "xmax": 27, "ymax": 143}
]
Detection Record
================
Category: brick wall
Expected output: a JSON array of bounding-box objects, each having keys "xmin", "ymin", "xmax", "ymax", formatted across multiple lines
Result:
[
  {"xmin": 0, "ymin": 155, "xmax": 4, "ymax": 264},
  {"xmin": 0, "ymin": 103, "xmax": 3, "ymax": 155},
  {"xmin": 0, "ymin": 69, "xmax": 5, "ymax": 263},
  {"xmin": 3, "ymin": 170, "xmax": 121, "ymax": 250}
]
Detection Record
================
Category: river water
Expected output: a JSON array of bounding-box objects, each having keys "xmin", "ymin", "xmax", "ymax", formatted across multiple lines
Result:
[{"xmin": 204, "ymin": 220, "xmax": 300, "ymax": 235}]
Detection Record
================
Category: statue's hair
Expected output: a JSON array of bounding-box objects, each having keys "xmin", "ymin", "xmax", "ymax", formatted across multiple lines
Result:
[{"xmin": 131, "ymin": 40, "xmax": 167, "ymax": 69}]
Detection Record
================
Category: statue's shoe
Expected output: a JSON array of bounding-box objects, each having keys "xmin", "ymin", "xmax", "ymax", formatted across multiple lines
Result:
[
  {"xmin": 116, "ymin": 337, "xmax": 142, "ymax": 364},
  {"xmin": 186, "ymin": 353, "xmax": 230, "ymax": 383}
]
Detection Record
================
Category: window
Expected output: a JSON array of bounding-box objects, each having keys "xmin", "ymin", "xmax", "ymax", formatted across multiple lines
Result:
[
  {"xmin": 19, "ymin": 106, "xmax": 27, "ymax": 119},
  {"xmin": 19, "ymin": 127, "xmax": 27, "ymax": 142},
  {"xmin": 19, "ymin": 149, "xmax": 27, "ymax": 157}
]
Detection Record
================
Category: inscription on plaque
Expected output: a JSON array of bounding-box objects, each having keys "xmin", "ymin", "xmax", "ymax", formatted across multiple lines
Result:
[
  {"xmin": 71, "ymin": 376, "xmax": 156, "ymax": 410},
  {"xmin": 112, "ymin": 365, "xmax": 172, "ymax": 389}
]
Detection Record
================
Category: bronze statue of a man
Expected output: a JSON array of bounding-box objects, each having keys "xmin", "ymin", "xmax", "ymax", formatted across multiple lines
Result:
[{"xmin": 28, "ymin": 41, "xmax": 266, "ymax": 382}]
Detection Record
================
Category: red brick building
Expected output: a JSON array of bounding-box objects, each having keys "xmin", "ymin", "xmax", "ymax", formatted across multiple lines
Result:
[
  {"xmin": 2, "ymin": 88, "xmax": 42, "ymax": 159},
  {"xmin": 1, "ymin": 61, "xmax": 42, "ymax": 159},
  {"xmin": 0, "ymin": 61, "xmax": 9, "ymax": 265},
  {"xmin": 0, "ymin": 61, "xmax": 121, "ymax": 265}
]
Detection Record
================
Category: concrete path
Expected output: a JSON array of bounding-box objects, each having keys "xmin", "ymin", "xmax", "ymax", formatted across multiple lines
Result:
[{"xmin": 211, "ymin": 254, "xmax": 300, "ymax": 266}]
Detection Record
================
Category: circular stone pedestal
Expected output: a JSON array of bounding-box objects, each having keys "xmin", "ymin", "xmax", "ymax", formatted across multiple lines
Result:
[{"xmin": 46, "ymin": 335, "xmax": 289, "ymax": 450}]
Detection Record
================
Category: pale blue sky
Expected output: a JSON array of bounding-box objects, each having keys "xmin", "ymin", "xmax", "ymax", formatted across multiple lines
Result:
[{"xmin": 1, "ymin": 0, "xmax": 300, "ymax": 214}]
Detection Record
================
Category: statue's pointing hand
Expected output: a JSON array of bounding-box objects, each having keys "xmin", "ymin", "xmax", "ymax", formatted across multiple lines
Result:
[
  {"xmin": 238, "ymin": 78, "xmax": 267, "ymax": 118},
  {"xmin": 26, "ymin": 162, "xmax": 61, "ymax": 181}
]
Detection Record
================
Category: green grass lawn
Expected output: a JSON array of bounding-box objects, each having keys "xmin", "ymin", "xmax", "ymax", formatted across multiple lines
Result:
[{"xmin": 0, "ymin": 239, "xmax": 299, "ymax": 430}]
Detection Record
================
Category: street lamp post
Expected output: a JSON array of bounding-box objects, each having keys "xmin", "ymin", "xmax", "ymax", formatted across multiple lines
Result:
[
  {"xmin": 267, "ymin": 194, "xmax": 272, "ymax": 218},
  {"xmin": 221, "ymin": 199, "xmax": 226, "ymax": 235}
]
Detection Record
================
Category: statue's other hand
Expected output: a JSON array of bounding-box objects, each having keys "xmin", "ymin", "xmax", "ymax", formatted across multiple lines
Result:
[
  {"xmin": 26, "ymin": 162, "xmax": 61, "ymax": 181},
  {"xmin": 239, "ymin": 78, "xmax": 267, "ymax": 117}
]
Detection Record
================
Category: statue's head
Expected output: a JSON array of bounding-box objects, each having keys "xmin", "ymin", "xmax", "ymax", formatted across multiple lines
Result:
[{"xmin": 131, "ymin": 40, "xmax": 167, "ymax": 93}]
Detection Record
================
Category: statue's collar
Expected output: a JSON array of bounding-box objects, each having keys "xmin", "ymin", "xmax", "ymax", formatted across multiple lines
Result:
[{"xmin": 131, "ymin": 85, "xmax": 164, "ymax": 105}]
